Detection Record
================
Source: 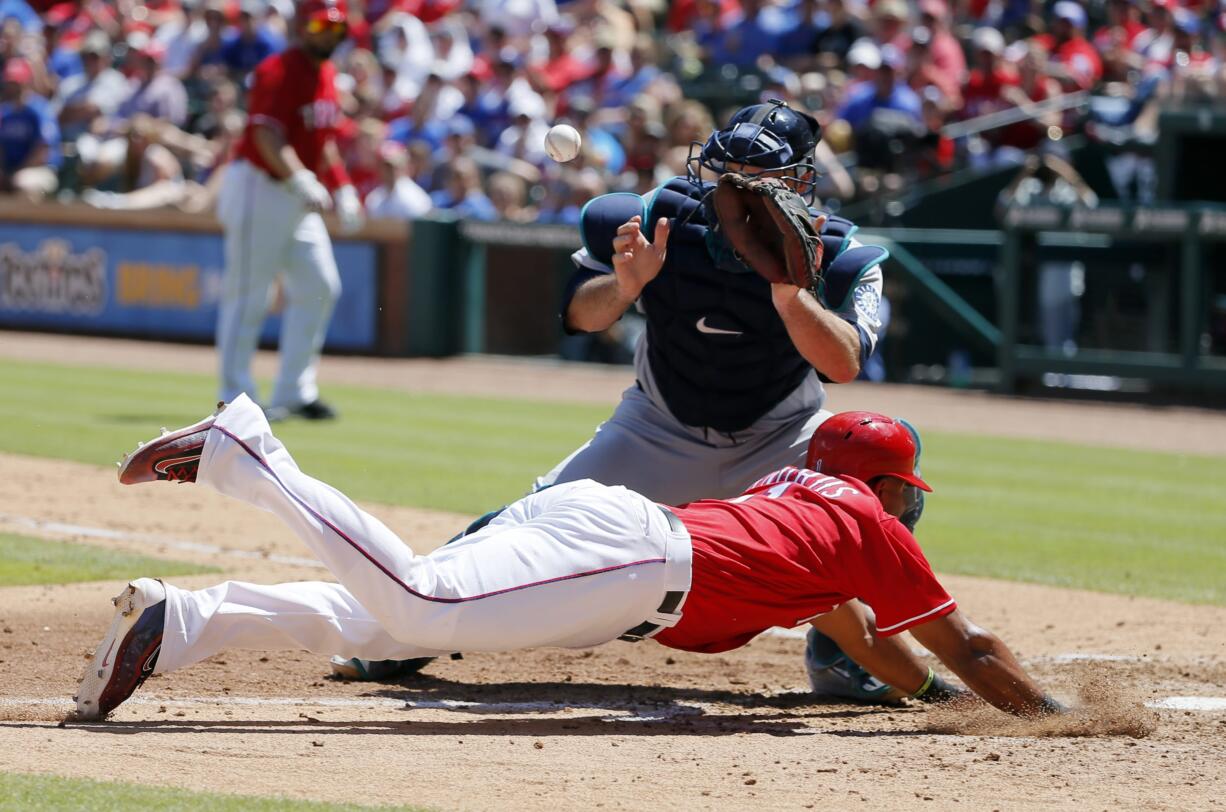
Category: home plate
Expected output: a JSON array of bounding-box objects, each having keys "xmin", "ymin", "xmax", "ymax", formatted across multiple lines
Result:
[{"xmin": 1147, "ymin": 696, "xmax": 1226, "ymax": 711}]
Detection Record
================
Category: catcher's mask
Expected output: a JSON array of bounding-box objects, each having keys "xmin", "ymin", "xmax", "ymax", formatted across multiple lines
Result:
[
  {"xmin": 687, "ymin": 98, "xmax": 822, "ymax": 205},
  {"xmin": 805, "ymin": 412, "xmax": 931, "ymax": 531}
]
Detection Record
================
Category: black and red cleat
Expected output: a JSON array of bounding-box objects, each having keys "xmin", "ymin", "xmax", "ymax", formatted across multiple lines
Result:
[{"xmin": 116, "ymin": 402, "xmax": 225, "ymax": 485}]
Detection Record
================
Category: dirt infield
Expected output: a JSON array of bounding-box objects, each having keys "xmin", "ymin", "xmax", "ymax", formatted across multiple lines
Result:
[{"xmin": 1, "ymin": 334, "xmax": 1225, "ymax": 810}]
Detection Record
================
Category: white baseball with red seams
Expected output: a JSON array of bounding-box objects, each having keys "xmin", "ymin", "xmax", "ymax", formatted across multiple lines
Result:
[
  {"xmin": 154, "ymin": 395, "xmax": 692, "ymax": 673},
  {"xmin": 544, "ymin": 124, "xmax": 582, "ymax": 162}
]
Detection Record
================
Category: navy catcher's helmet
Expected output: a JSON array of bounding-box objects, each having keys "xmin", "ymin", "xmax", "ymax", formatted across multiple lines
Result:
[{"xmin": 687, "ymin": 98, "xmax": 823, "ymax": 202}]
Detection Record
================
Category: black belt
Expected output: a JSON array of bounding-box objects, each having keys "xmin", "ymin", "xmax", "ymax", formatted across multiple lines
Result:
[{"xmin": 619, "ymin": 506, "xmax": 687, "ymax": 643}]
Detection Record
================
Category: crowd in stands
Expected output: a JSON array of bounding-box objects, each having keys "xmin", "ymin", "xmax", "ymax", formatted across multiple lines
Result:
[{"xmin": 0, "ymin": 0, "xmax": 1222, "ymax": 217}]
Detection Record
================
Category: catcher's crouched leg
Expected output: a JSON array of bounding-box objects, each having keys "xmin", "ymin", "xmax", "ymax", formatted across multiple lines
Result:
[{"xmin": 804, "ymin": 627, "xmax": 906, "ymax": 704}]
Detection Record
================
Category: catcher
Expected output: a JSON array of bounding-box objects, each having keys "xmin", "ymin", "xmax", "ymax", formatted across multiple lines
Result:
[
  {"xmin": 539, "ymin": 98, "xmax": 884, "ymax": 506},
  {"xmin": 336, "ymin": 100, "xmax": 898, "ymax": 694}
]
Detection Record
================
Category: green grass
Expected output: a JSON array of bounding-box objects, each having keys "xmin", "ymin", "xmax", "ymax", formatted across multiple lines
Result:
[
  {"xmin": 0, "ymin": 358, "xmax": 607, "ymax": 514},
  {"xmin": 918, "ymin": 432, "xmax": 1226, "ymax": 604},
  {"xmin": 0, "ymin": 357, "xmax": 1223, "ymax": 605},
  {"xmin": 0, "ymin": 772, "xmax": 426, "ymax": 811},
  {"xmin": 0, "ymin": 533, "xmax": 213, "ymax": 586}
]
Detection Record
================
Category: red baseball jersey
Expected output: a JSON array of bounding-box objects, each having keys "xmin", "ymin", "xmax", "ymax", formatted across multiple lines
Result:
[
  {"xmin": 236, "ymin": 48, "xmax": 343, "ymax": 181},
  {"xmin": 654, "ymin": 468, "xmax": 956, "ymax": 654}
]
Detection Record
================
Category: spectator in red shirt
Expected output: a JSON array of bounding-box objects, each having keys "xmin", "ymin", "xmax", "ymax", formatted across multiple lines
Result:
[
  {"xmin": 917, "ymin": 0, "xmax": 966, "ymax": 86},
  {"xmin": 1034, "ymin": 1, "xmax": 1104, "ymax": 90},
  {"xmin": 962, "ymin": 27, "xmax": 1019, "ymax": 121},
  {"xmin": 996, "ymin": 40, "xmax": 1063, "ymax": 154},
  {"xmin": 43, "ymin": 0, "xmax": 122, "ymax": 49},
  {"xmin": 1095, "ymin": 0, "xmax": 1150, "ymax": 80},
  {"xmin": 872, "ymin": 0, "xmax": 913, "ymax": 53},
  {"xmin": 906, "ymin": 25, "xmax": 963, "ymax": 109},
  {"xmin": 531, "ymin": 18, "xmax": 585, "ymax": 94},
  {"xmin": 1094, "ymin": 0, "xmax": 1149, "ymax": 51},
  {"xmin": 666, "ymin": 0, "xmax": 740, "ymax": 34},
  {"xmin": 344, "ymin": 116, "xmax": 385, "ymax": 201}
]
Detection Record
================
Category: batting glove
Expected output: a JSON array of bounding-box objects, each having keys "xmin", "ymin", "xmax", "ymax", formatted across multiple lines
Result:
[
  {"xmin": 286, "ymin": 169, "xmax": 332, "ymax": 212},
  {"xmin": 334, "ymin": 184, "xmax": 365, "ymax": 234}
]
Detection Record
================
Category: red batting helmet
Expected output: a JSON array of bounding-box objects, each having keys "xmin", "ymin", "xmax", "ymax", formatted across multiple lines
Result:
[
  {"xmin": 805, "ymin": 412, "xmax": 932, "ymax": 492},
  {"xmin": 300, "ymin": 0, "xmax": 348, "ymax": 24}
]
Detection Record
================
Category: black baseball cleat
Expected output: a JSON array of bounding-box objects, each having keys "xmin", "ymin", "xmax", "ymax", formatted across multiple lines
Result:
[
  {"xmin": 75, "ymin": 579, "xmax": 167, "ymax": 720},
  {"xmin": 116, "ymin": 403, "xmax": 225, "ymax": 485},
  {"xmin": 265, "ymin": 399, "xmax": 339, "ymax": 422},
  {"xmin": 292, "ymin": 399, "xmax": 339, "ymax": 420}
]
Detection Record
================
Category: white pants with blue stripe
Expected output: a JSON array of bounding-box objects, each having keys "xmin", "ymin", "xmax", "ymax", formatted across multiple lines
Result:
[{"xmin": 155, "ymin": 395, "xmax": 692, "ymax": 675}]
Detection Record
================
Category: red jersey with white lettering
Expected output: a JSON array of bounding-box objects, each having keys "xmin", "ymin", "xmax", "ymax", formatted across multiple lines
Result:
[
  {"xmin": 654, "ymin": 468, "xmax": 956, "ymax": 654},
  {"xmin": 236, "ymin": 48, "xmax": 342, "ymax": 182}
]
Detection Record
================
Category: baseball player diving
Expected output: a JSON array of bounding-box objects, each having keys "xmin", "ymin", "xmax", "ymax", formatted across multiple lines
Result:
[
  {"xmin": 338, "ymin": 100, "xmax": 904, "ymax": 697},
  {"xmin": 215, "ymin": 0, "xmax": 364, "ymax": 422},
  {"xmin": 75, "ymin": 399, "xmax": 1065, "ymax": 721}
]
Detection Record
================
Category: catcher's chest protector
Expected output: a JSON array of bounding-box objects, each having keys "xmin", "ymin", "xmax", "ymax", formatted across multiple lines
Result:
[{"xmin": 632, "ymin": 178, "xmax": 867, "ymax": 433}]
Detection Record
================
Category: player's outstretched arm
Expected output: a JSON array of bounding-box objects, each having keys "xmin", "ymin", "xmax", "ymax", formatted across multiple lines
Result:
[{"xmin": 908, "ymin": 609, "xmax": 1062, "ymax": 717}]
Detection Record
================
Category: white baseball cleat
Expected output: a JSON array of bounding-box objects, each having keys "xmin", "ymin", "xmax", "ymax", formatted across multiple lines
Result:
[{"xmin": 75, "ymin": 579, "xmax": 167, "ymax": 720}]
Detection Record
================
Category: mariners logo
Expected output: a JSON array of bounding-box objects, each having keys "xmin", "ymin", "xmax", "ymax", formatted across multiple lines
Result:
[
  {"xmin": 853, "ymin": 285, "xmax": 880, "ymax": 321},
  {"xmin": 0, "ymin": 239, "xmax": 107, "ymax": 315}
]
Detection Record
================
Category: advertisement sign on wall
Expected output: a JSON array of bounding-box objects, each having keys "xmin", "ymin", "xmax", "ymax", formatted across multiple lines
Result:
[{"xmin": 0, "ymin": 224, "xmax": 376, "ymax": 351}]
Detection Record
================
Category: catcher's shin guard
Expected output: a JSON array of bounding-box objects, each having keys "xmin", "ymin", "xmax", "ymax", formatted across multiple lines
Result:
[{"xmin": 804, "ymin": 627, "xmax": 904, "ymax": 704}]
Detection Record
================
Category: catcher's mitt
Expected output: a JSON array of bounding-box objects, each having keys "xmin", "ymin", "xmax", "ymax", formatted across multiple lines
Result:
[{"xmin": 711, "ymin": 172, "xmax": 824, "ymax": 292}]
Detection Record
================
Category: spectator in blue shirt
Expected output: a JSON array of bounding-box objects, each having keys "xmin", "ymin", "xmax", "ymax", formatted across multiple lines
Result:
[
  {"xmin": 220, "ymin": 0, "xmax": 284, "ymax": 76},
  {"xmin": 0, "ymin": 0, "xmax": 40, "ymax": 31},
  {"xmin": 387, "ymin": 74, "xmax": 451, "ymax": 150},
  {"xmin": 0, "ymin": 58, "xmax": 60, "ymax": 199},
  {"xmin": 598, "ymin": 35, "xmax": 662, "ymax": 111},
  {"xmin": 707, "ymin": 0, "xmax": 781, "ymax": 66},
  {"xmin": 44, "ymin": 23, "xmax": 85, "ymax": 81},
  {"xmin": 777, "ymin": 0, "xmax": 826, "ymax": 62},
  {"xmin": 835, "ymin": 45, "xmax": 922, "ymax": 130},
  {"xmin": 429, "ymin": 156, "xmax": 496, "ymax": 221},
  {"xmin": 189, "ymin": 0, "xmax": 231, "ymax": 74}
]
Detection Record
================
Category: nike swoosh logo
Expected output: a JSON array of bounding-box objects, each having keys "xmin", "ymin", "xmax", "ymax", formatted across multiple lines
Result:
[
  {"xmin": 154, "ymin": 454, "xmax": 201, "ymax": 474},
  {"xmin": 142, "ymin": 643, "xmax": 161, "ymax": 675},
  {"xmin": 696, "ymin": 317, "xmax": 743, "ymax": 336},
  {"xmin": 101, "ymin": 639, "xmax": 117, "ymax": 669}
]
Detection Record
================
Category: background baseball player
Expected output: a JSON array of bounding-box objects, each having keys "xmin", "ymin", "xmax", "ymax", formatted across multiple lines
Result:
[
  {"xmin": 215, "ymin": 0, "xmax": 363, "ymax": 422},
  {"xmin": 76, "ymin": 400, "xmax": 1061, "ymax": 721}
]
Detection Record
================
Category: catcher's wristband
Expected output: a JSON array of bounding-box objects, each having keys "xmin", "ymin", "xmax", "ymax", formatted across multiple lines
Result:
[{"xmin": 911, "ymin": 667, "xmax": 965, "ymax": 704}]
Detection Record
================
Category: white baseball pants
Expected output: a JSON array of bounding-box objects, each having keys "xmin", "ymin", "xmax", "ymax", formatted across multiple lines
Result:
[
  {"xmin": 215, "ymin": 160, "xmax": 341, "ymax": 410},
  {"xmin": 155, "ymin": 395, "xmax": 692, "ymax": 675}
]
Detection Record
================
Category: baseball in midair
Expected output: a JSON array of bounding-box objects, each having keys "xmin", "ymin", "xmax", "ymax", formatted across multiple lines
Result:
[{"xmin": 544, "ymin": 124, "xmax": 583, "ymax": 162}]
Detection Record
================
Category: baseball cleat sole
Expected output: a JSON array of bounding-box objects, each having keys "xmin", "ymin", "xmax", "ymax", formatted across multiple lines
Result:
[{"xmin": 75, "ymin": 579, "xmax": 167, "ymax": 720}]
